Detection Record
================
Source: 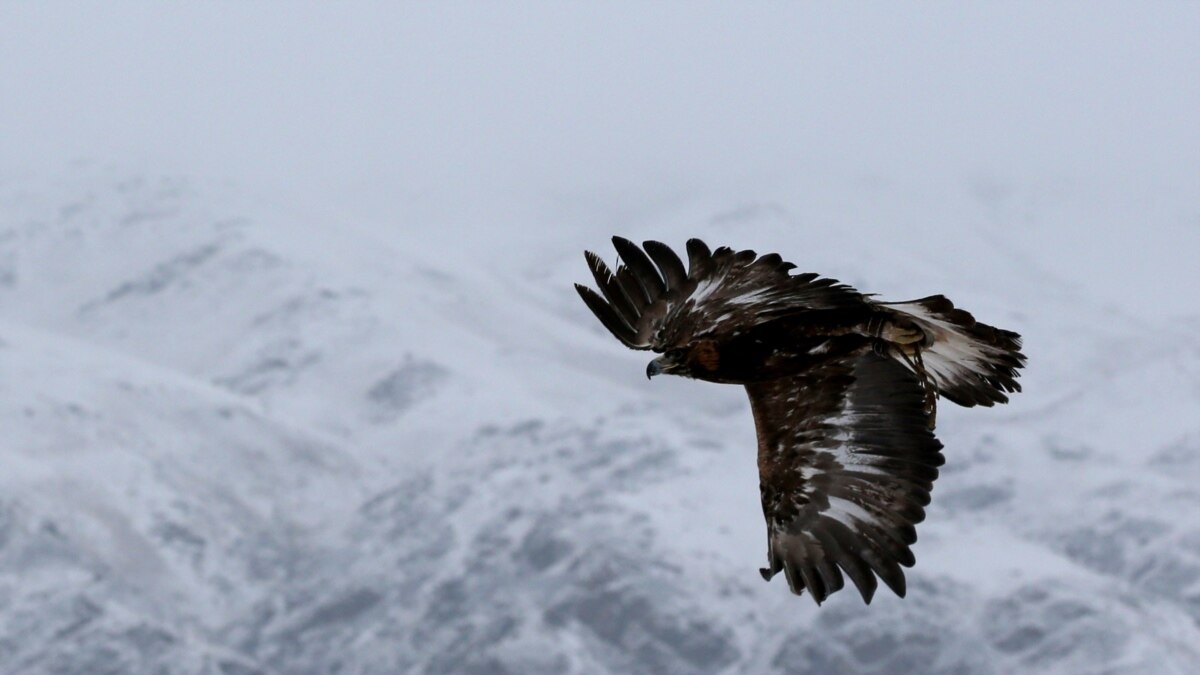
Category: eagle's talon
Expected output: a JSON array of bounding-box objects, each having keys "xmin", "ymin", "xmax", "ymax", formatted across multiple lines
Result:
[{"xmin": 910, "ymin": 347, "xmax": 939, "ymax": 428}]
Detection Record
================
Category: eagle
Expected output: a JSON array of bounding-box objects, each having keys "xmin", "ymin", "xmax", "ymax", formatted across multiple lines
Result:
[{"xmin": 574, "ymin": 237, "xmax": 1025, "ymax": 604}]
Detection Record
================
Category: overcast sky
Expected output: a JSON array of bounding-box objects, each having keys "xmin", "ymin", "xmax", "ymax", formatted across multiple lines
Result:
[{"xmin": 2, "ymin": 2, "xmax": 1197, "ymax": 315}]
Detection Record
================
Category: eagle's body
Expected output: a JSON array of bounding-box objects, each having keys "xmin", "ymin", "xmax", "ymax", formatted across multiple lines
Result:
[{"xmin": 575, "ymin": 237, "xmax": 1025, "ymax": 604}]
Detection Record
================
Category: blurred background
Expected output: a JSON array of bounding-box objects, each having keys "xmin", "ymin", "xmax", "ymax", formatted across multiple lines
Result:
[{"xmin": 1, "ymin": 2, "xmax": 1198, "ymax": 673}]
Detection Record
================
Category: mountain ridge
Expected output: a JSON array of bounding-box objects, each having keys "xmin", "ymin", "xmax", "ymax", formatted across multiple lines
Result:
[{"xmin": 1, "ymin": 167, "xmax": 1197, "ymax": 673}]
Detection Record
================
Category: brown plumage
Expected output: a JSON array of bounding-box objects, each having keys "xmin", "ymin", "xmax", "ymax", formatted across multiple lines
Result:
[{"xmin": 575, "ymin": 237, "xmax": 1026, "ymax": 604}]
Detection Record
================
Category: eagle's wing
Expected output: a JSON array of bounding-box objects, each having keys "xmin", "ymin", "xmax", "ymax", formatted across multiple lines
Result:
[
  {"xmin": 574, "ymin": 237, "xmax": 865, "ymax": 350},
  {"xmin": 747, "ymin": 350, "xmax": 944, "ymax": 604}
]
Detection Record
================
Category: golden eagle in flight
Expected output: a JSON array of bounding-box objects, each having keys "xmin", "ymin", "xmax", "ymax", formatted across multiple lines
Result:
[{"xmin": 575, "ymin": 237, "xmax": 1025, "ymax": 604}]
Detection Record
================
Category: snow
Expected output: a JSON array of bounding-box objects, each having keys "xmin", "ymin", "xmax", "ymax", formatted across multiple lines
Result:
[{"xmin": 1, "ymin": 3, "xmax": 1199, "ymax": 673}]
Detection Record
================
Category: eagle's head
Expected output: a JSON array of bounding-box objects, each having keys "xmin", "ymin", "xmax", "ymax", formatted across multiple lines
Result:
[{"xmin": 646, "ymin": 340, "xmax": 721, "ymax": 380}]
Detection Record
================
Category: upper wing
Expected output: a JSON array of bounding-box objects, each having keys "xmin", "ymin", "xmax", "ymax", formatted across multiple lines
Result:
[
  {"xmin": 747, "ymin": 350, "xmax": 944, "ymax": 604},
  {"xmin": 574, "ymin": 237, "xmax": 865, "ymax": 350}
]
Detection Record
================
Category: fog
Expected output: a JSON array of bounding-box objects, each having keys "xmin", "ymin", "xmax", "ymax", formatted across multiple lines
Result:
[{"xmin": 3, "ymin": 3, "xmax": 1197, "ymax": 313}]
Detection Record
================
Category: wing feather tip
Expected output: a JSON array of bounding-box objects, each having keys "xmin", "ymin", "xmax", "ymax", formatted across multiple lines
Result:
[
  {"xmin": 858, "ymin": 579, "xmax": 878, "ymax": 604},
  {"xmin": 871, "ymin": 558, "xmax": 908, "ymax": 598}
]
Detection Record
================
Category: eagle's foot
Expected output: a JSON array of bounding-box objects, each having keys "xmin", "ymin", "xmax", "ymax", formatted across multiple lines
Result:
[
  {"xmin": 868, "ymin": 313, "xmax": 928, "ymax": 346},
  {"xmin": 882, "ymin": 321, "xmax": 925, "ymax": 345}
]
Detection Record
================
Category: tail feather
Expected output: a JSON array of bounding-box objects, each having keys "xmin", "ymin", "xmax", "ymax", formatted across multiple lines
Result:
[{"xmin": 882, "ymin": 295, "xmax": 1026, "ymax": 407}]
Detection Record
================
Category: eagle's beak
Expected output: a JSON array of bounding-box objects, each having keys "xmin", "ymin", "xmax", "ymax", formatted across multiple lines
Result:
[{"xmin": 646, "ymin": 359, "xmax": 664, "ymax": 379}]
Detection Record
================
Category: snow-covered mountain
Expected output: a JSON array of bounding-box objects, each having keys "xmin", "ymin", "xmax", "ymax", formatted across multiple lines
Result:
[{"xmin": 0, "ymin": 165, "xmax": 1197, "ymax": 674}]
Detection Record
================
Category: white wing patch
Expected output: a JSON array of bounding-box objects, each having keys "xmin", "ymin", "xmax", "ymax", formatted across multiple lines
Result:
[
  {"xmin": 726, "ymin": 288, "xmax": 775, "ymax": 305},
  {"xmin": 886, "ymin": 300, "xmax": 1002, "ymax": 391}
]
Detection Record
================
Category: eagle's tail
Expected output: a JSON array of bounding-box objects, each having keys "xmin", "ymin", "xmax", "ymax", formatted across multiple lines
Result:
[{"xmin": 880, "ymin": 295, "xmax": 1025, "ymax": 408}]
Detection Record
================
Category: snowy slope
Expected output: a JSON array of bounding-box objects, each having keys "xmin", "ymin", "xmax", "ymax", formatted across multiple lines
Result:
[{"xmin": 1, "ymin": 166, "xmax": 1198, "ymax": 674}]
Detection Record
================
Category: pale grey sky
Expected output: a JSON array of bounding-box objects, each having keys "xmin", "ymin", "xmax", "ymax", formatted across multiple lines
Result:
[{"xmin": 2, "ymin": 2, "xmax": 1197, "ymax": 314}]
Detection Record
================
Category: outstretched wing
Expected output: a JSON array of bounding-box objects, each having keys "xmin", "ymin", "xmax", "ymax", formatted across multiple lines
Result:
[
  {"xmin": 574, "ymin": 237, "xmax": 864, "ymax": 350},
  {"xmin": 748, "ymin": 350, "xmax": 944, "ymax": 604}
]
